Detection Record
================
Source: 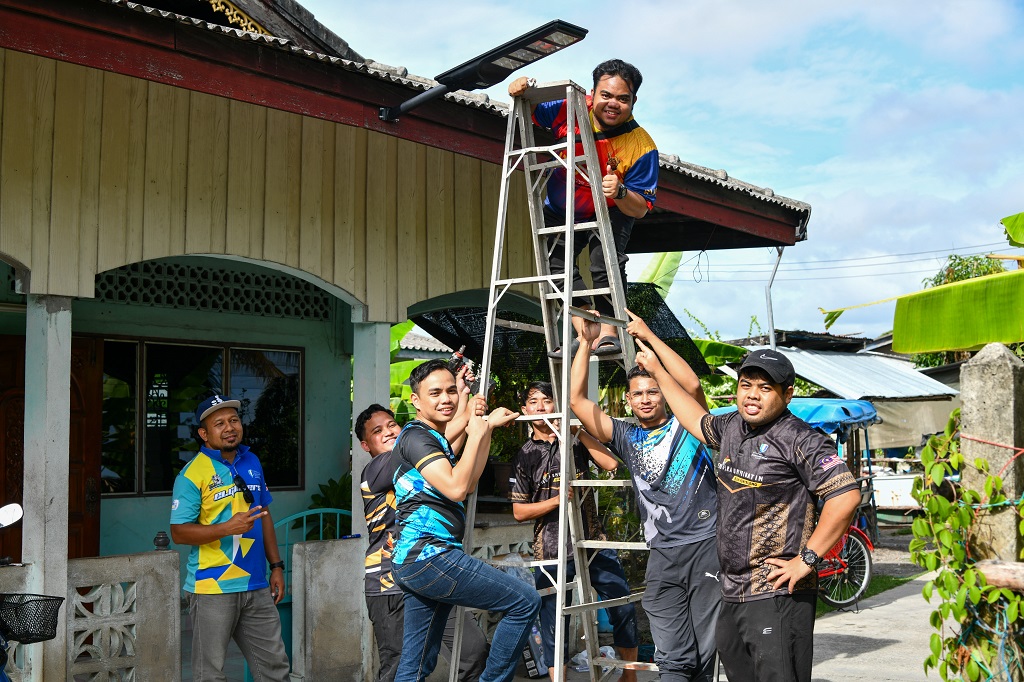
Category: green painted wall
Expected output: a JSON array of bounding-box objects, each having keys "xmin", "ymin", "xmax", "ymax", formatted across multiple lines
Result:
[{"xmin": 0, "ymin": 258, "xmax": 355, "ymax": 584}]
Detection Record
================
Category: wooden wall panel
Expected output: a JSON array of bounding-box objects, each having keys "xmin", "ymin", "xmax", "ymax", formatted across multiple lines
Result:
[
  {"xmin": 425, "ymin": 146, "xmax": 455, "ymax": 301},
  {"xmin": 480, "ymin": 162, "xmax": 499, "ymax": 283},
  {"xmin": 334, "ymin": 124, "xmax": 367, "ymax": 303},
  {"xmin": 48, "ymin": 61, "xmax": 88, "ymax": 294},
  {"xmin": 76, "ymin": 65, "xmax": 105, "ymax": 295},
  {"xmin": 299, "ymin": 116, "xmax": 324, "ymax": 278},
  {"xmin": 318, "ymin": 122, "xmax": 335, "ymax": 284},
  {"xmin": 364, "ymin": 133, "xmax": 398, "ymax": 321},
  {"xmin": 96, "ymin": 72, "xmax": 134, "ymax": 273},
  {"xmin": 395, "ymin": 137, "xmax": 426, "ymax": 318},
  {"xmin": 185, "ymin": 91, "xmax": 229, "ymax": 255},
  {"xmin": 453, "ymin": 155, "xmax": 482, "ymax": 294},
  {"xmin": 142, "ymin": 81, "xmax": 190, "ymax": 262},
  {"xmin": 262, "ymin": 108, "xmax": 301, "ymax": 267},
  {"xmin": 226, "ymin": 99, "xmax": 267, "ymax": 261}
]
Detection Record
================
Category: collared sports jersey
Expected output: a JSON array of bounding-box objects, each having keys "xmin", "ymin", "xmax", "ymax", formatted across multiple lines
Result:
[
  {"xmin": 609, "ymin": 415, "xmax": 717, "ymax": 549},
  {"xmin": 510, "ymin": 438, "xmax": 607, "ymax": 561},
  {"xmin": 701, "ymin": 410, "xmax": 859, "ymax": 603},
  {"xmin": 360, "ymin": 450, "xmax": 402, "ymax": 596},
  {"xmin": 170, "ymin": 445, "xmax": 273, "ymax": 594},
  {"xmin": 391, "ymin": 421, "xmax": 465, "ymax": 565},
  {"xmin": 533, "ymin": 96, "xmax": 658, "ymax": 220}
]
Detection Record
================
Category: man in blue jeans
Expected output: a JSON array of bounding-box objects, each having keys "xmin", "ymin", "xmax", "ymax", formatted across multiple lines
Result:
[{"xmin": 391, "ymin": 359, "xmax": 541, "ymax": 682}]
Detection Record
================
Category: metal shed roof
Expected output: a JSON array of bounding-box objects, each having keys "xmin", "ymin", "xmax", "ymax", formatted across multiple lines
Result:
[{"xmin": 750, "ymin": 347, "xmax": 958, "ymax": 401}]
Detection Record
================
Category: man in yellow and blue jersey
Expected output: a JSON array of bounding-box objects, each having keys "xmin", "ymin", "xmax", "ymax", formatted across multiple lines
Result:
[{"xmin": 170, "ymin": 394, "xmax": 290, "ymax": 682}]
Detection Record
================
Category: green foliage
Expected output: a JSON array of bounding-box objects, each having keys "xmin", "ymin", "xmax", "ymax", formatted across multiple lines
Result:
[
  {"xmin": 922, "ymin": 254, "xmax": 1005, "ymax": 289},
  {"xmin": 910, "ymin": 409, "xmax": 1024, "ymax": 680},
  {"xmin": 299, "ymin": 473, "xmax": 353, "ymax": 539}
]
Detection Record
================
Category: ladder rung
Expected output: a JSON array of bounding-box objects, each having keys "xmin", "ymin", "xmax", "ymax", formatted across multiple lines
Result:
[
  {"xmin": 526, "ymin": 158, "xmax": 568, "ymax": 173},
  {"xmin": 492, "ymin": 274, "xmax": 559, "ymax": 287},
  {"xmin": 523, "ymin": 80, "xmax": 586, "ymax": 103},
  {"xmin": 571, "ymin": 479, "xmax": 633, "ymax": 488},
  {"xmin": 545, "ymin": 288, "xmax": 611, "ymax": 300},
  {"xmin": 509, "ymin": 142, "xmax": 570, "ymax": 158},
  {"xmin": 538, "ymin": 580, "xmax": 578, "ymax": 597},
  {"xmin": 561, "ymin": 591, "xmax": 643, "ymax": 615},
  {"xmin": 536, "ymin": 221, "xmax": 600, "ymax": 236},
  {"xmin": 514, "ymin": 413, "xmax": 567, "ymax": 422},
  {"xmin": 576, "ymin": 540, "xmax": 648, "ymax": 551},
  {"xmin": 593, "ymin": 658, "xmax": 660, "ymax": 672}
]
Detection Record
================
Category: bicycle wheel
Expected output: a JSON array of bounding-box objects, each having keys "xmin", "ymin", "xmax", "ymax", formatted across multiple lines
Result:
[{"xmin": 818, "ymin": 532, "xmax": 872, "ymax": 608}]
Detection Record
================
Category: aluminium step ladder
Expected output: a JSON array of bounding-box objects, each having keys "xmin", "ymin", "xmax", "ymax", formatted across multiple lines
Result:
[{"xmin": 450, "ymin": 80, "xmax": 654, "ymax": 682}]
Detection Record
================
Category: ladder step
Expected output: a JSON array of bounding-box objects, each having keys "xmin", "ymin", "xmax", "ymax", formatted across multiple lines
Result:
[
  {"xmin": 570, "ymin": 479, "xmax": 633, "ymax": 488},
  {"xmin": 538, "ymin": 580, "xmax": 578, "ymax": 597},
  {"xmin": 593, "ymin": 658, "xmax": 660, "ymax": 673},
  {"xmin": 508, "ymin": 142, "xmax": 570, "ymax": 158},
  {"xmin": 514, "ymin": 413, "xmax": 567, "ymax": 423},
  {"xmin": 526, "ymin": 158, "xmax": 568, "ymax": 173},
  {"xmin": 561, "ymin": 591, "xmax": 643, "ymax": 615},
  {"xmin": 576, "ymin": 540, "xmax": 648, "ymax": 551},
  {"xmin": 545, "ymin": 288, "xmax": 611, "ymax": 300},
  {"xmin": 492, "ymin": 274, "xmax": 559, "ymax": 287},
  {"xmin": 536, "ymin": 221, "xmax": 600, "ymax": 236}
]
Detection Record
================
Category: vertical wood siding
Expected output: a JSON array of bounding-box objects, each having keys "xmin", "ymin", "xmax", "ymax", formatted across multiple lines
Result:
[{"xmin": 0, "ymin": 49, "xmax": 534, "ymax": 322}]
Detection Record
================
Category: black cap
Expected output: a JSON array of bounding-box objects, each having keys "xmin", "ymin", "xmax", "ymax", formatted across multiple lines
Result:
[{"xmin": 739, "ymin": 349, "xmax": 795, "ymax": 387}]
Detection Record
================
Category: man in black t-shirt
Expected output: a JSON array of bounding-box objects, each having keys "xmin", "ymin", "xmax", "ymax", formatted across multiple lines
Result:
[
  {"xmin": 570, "ymin": 311, "xmax": 720, "ymax": 682},
  {"xmin": 356, "ymin": 404, "xmax": 488, "ymax": 682},
  {"xmin": 510, "ymin": 381, "xmax": 638, "ymax": 681},
  {"xmin": 627, "ymin": 343, "xmax": 860, "ymax": 682}
]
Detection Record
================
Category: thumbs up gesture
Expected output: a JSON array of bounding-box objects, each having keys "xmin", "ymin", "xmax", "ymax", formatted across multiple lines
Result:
[{"xmin": 603, "ymin": 163, "xmax": 623, "ymax": 200}]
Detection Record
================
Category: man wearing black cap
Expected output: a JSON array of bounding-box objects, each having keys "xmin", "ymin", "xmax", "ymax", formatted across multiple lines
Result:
[
  {"xmin": 630, "ymin": 345, "xmax": 861, "ymax": 682},
  {"xmin": 170, "ymin": 394, "xmax": 290, "ymax": 681}
]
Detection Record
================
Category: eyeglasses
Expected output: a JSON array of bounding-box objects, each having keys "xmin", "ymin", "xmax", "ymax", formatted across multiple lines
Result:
[{"xmin": 233, "ymin": 474, "xmax": 254, "ymax": 504}]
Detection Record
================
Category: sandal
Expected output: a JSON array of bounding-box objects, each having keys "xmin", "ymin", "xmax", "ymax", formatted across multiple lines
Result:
[
  {"xmin": 592, "ymin": 335, "xmax": 622, "ymax": 356},
  {"xmin": 547, "ymin": 338, "xmax": 581, "ymax": 360}
]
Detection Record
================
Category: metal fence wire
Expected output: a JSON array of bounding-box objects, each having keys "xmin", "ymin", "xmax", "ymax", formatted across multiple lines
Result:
[{"xmin": 0, "ymin": 594, "xmax": 64, "ymax": 644}]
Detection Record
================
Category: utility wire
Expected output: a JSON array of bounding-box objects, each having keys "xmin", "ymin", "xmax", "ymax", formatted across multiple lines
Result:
[
  {"xmin": 708, "ymin": 241, "xmax": 1008, "ymax": 267},
  {"xmin": 689, "ymin": 248, "xmax": 1005, "ymax": 273}
]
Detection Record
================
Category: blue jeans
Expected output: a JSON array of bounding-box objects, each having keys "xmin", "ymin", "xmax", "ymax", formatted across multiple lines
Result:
[
  {"xmin": 392, "ymin": 549, "xmax": 541, "ymax": 682},
  {"xmin": 535, "ymin": 549, "xmax": 639, "ymax": 668}
]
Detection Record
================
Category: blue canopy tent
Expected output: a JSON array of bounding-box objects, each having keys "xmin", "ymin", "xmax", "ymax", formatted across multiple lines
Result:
[
  {"xmin": 710, "ymin": 398, "xmax": 879, "ymax": 439},
  {"xmin": 710, "ymin": 398, "xmax": 881, "ymax": 539}
]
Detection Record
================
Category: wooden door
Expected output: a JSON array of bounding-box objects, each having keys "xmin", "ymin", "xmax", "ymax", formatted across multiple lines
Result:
[{"xmin": 0, "ymin": 335, "xmax": 103, "ymax": 561}]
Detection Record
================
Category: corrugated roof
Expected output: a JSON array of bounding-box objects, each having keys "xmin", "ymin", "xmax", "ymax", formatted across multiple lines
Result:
[
  {"xmin": 750, "ymin": 347, "xmax": 958, "ymax": 401},
  {"xmin": 101, "ymin": 0, "xmax": 810, "ymax": 217},
  {"xmin": 400, "ymin": 332, "xmax": 452, "ymax": 354}
]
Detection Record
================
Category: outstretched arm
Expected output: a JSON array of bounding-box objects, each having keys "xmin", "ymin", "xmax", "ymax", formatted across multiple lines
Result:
[
  {"xmin": 627, "ymin": 309, "xmax": 708, "ymax": 410},
  {"xmin": 419, "ymin": 407, "xmax": 519, "ymax": 502},
  {"xmin": 570, "ymin": 316, "xmax": 615, "ymax": 442},
  {"xmin": 635, "ymin": 339, "xmax": 710, "ymax": 445}
]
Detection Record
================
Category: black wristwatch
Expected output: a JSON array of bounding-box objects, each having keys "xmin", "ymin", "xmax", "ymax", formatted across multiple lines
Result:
[
  {"xmin": 615, "ymin": 183, "xmax": 628, "ymax": 200},
  {"xmin": 800, "ymin": 548, "xmax": 820, "ymax": 567},
  {"xmin": 269, "ymin": 560, "xmax": 285, "ymax": 572}
]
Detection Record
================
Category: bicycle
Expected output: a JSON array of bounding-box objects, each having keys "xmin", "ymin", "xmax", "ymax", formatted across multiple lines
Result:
[
  {"xmin": 0, "ymin": 504, "xmax": 65, "ymax": 682},
  {"xmin": 816, "ymin": 479, "xmax": 876, "ymax": 609}
]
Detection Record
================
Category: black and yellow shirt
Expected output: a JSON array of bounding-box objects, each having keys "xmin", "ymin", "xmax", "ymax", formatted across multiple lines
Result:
[{"xmin": 360, "ymin": 450, "xmax": 401, "ymax": 596}]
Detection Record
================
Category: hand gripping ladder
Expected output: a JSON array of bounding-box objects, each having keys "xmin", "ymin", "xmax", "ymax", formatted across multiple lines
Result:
[{"xmin": 450, "ymin": 80, "xmax": 654, "ymax": 682}]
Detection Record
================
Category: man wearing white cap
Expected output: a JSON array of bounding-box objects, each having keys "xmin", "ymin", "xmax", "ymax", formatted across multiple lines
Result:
[{"xmin": 170, "ymin": 394, "xmax": 290, "ymax": 681}]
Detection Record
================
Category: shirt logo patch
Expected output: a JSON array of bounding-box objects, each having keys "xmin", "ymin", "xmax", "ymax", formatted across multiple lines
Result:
[
  {"xmin": 818, "ymin": 453, "xmax": 842, "ymax": 471},
  {"xmin": 208, "ymin": 474, "xmax": 223, "ymax": 490},
  {"xmin": 171, "ymin": 499, "xmax": 179, "ymax": 511},
  {"xmin": 758, "ymin": 444, "xmax": 769, "ymax": 454},
  {"xmin": 249, "ymin": 469, "xmax": 261, "ymax": 481},
  {"xmin": 698, "ymin": 509, "xmax": 711, "ymax": 520}
]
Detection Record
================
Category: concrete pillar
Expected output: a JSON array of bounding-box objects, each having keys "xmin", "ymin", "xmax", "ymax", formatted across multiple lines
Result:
[
  {"xmin": 21, "ymin": 294, "xmax": 72, "ymax": 681},
  {"xmin": 347, "ymin": 317, "xmax": 391, "ymax": 682},
  {"xmin": 960, "ymin": 343, "xmax": 1024, "ymax": 561}
]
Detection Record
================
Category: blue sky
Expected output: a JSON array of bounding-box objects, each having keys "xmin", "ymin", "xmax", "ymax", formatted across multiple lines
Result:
[{"xmin": 303, "ymin": 0, "xmax": 1024, "ymax": 341}]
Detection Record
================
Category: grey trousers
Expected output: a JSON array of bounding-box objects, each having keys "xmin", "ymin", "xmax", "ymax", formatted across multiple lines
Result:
[
  {"xmin": 642, "ymin": 537, "xmax": 722, "ymax": 682},
  {"xmin": 188, "ymin": 588, "xmax": 290, "ymax": 682}
]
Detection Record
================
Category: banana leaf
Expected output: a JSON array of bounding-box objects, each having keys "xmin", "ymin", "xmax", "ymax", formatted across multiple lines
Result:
[
  {"xmin": 1002, "ymin": 211, "xmax": 1024, "ymax": 248},
  {"xmin": 692, "ymin": 339, "xmax": 747, "ymax": 367},
  {"xmin": 637, "ymin": 252, "xmax": 683, "ymax": 298},
  {"xmin": 892, "ymin": 269, "xmax": 1024, "ymax": 353}
]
